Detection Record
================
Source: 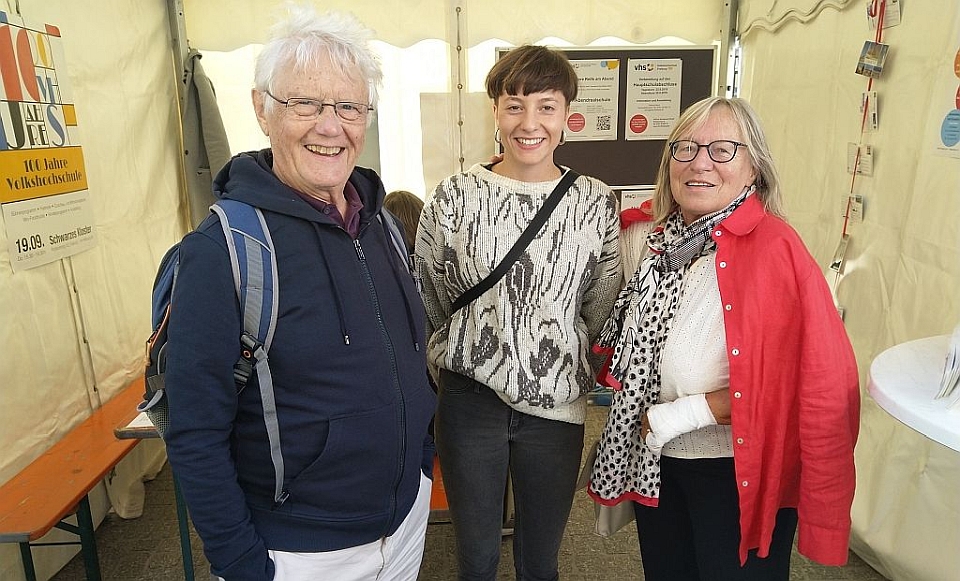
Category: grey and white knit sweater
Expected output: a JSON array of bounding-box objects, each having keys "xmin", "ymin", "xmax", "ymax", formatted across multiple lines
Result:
[{"xmin": 415, "ymin": 163, "xmax": 621, "ymax": 424}]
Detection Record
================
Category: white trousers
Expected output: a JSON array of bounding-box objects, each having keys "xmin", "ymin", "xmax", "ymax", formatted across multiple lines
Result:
[{"xmin": 218, "ymin": 472, "xmax": 432, "ymax": 581}]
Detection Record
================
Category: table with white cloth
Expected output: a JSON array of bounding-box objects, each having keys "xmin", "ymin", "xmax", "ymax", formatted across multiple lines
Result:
[{"xmin": 850, "ymin": 335, "xmax": 960, "ymax": 581}]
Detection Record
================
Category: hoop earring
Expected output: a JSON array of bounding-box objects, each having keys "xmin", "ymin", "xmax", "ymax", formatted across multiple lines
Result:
[
  {"xmin": 559, "ymin": 131, "xmax": 566, "ymax": 145},
  {"xmin": 494, "ymin": 128, "xmax": 502, "ymax": 144}
]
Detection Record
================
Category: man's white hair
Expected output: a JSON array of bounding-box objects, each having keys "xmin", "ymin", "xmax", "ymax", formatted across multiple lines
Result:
[{"xmin": 254, "ymin": 3, "xmax": 382, "ymax": 110}]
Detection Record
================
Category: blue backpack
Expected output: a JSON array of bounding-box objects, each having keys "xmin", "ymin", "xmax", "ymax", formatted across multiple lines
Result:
[{"xmin": 141, "ymin": 199, "xmax": 409, "ymax": 505}]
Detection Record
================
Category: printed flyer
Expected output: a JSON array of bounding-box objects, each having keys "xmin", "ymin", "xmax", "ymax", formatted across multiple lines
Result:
[
  {"xmin": 0, "ymin": 12, "xmax": 95, "ymax": 272},
  {"xmin": 625, "ymin": 58, "xmax": 682, "ymax": 141},
  {"xmin": 566, "ymin": 59, "xmax": 620, "ymax": 142}
]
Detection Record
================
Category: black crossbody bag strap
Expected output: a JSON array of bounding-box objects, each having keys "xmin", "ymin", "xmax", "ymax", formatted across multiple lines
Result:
[{"xmin": 451, "ymin": 169, "xmax": 580, "ymax": 313}]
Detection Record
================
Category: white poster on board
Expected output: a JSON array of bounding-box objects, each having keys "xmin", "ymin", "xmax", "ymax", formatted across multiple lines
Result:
[
  {"xmin": 625, "ymin": 59, "xmax": 682, "ymax": 141},
  {"xmin": 566, "ymin": 59, "xmax": 620, "ymax": 142}
]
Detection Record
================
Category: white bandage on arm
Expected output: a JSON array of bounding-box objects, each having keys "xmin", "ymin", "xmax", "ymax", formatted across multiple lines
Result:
[{"xmin": 645, "ymin": 393, "xmax": 718, "ymax": 454}]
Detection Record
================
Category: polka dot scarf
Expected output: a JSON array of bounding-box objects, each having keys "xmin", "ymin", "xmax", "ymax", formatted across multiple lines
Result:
[{"xmin": 588, "ymin": 187, "xmax": 752, "ymax": 505}]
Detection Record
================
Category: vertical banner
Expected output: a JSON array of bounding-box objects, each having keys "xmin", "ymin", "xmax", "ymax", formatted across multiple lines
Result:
[{"xmin": 0, "ymin": 12, "xmax": 95, "ymax": 272}]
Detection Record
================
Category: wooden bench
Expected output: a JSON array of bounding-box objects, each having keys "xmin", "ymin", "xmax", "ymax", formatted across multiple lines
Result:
[{"xmin": 0, "ymin": 379, "xmax": 145, "ymax": 581}]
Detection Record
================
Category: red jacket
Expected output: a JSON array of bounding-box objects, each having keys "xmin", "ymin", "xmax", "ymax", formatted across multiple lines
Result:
[{"xmin": 715, "ymin": 195, "xmax": 860, "ymax": 566}]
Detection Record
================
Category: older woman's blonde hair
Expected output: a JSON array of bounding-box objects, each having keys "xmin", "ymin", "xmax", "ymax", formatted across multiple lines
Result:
[{"xmin": 652, "ymin": 97, "xmax": 784, "ymax": 223}]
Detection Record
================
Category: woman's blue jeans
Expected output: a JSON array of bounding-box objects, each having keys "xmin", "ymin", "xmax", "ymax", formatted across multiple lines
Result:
[{"xmin": 436, "ymin": 370, "xmax": 585, "ymax": 581}]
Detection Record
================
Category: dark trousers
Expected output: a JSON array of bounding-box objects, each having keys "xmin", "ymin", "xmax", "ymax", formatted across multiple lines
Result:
[
  {"xmin": 436, "ymin": 370, "xmax": 585, "ymax": 581},
  {"xmin": 633, "ymin": 455, "xmax": 798, "ymax": 581}
]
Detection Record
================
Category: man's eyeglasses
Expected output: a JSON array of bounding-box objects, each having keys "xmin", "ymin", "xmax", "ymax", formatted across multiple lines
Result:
[
  {"xmin": 669, "ymin": 140, "xmax": 747, "ymax": 163},
  {"xmin": 266, "ymin": 92, "xmax": 373, "ymax": 123}
]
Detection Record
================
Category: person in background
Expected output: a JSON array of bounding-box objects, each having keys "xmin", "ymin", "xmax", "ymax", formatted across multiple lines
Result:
[
  {"xmin": 416, "ymin": 45, "xmax": 622, "ymax": 580},
  {"xmin": 587, "ymin": 96, "xmax": 860, "ymax": 581},
  {"xmin": 163, "ymin": 6, "xmax": 435, "ymax": 580},
  {"xmin": 384, "ymin": 189, "xmax": 425, "ymax": 254}
]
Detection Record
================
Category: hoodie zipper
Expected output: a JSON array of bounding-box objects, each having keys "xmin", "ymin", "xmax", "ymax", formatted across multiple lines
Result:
[{"xmin": 353, "ymin": 237, "xmax": 407, "ymax": 535}]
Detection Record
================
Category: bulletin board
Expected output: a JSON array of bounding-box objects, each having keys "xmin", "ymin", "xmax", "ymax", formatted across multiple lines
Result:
[{"xmin": 498, "ymin": 45, "xmax": 717, "ymax": 189}]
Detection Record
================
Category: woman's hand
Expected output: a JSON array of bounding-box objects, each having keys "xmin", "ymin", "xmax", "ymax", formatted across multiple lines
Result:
[
  {"xmin": 640, "ymin": 412, "xmax": 651, "ymax": 442},
  {"xmin": 705, "ymin": 390, "xmax": 732, "ymax": 425},
  {"xmin": 642, "ymin": 392, "xmax": 725, "ymax": 454}
]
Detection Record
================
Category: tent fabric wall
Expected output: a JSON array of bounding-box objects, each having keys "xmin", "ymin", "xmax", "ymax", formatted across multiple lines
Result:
[
  {"xmin": 739, "ymin": 1, "xmax": 960, "ymax": 579},
  {"xmin": 0, "ymin": 1, "xmax": 183, "ymax": 579}
]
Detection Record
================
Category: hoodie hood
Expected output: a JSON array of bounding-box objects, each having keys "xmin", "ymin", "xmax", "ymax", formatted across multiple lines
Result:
[{"xmin": 212, "ymin": 149, "xmax": 386, "ymax": 224}]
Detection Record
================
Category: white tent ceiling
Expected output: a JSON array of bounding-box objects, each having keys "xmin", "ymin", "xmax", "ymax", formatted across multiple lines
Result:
[{"xmin": 183, "ymin": 0, "xmax": 725, "ymax": 50}]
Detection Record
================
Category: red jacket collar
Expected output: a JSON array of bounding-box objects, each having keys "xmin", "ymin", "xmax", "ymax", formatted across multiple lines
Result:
[{"xmin": 718, "ymin": 194, "xmax": 766, "ymax": 237}]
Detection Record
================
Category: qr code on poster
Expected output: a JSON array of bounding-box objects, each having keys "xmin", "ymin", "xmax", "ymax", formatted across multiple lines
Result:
[{"xmin": 596, "ymin": 115, "xmax": 611, "ymax": 132}]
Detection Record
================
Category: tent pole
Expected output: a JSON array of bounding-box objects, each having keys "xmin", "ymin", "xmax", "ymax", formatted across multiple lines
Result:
[
  {"xmin": 166, "ymin": 0, "xmax": 189, "ymax": 108},
  {"xmin": 165, "ymin": 0, "xmax": 193, "ymax": 234},
  {"xmin": 448, "ymin": 0, "xmax": 467, "ymax": 174},
  {"xmin": 718, "ymin": 0, "xmax": 740, "ymax": 97}
]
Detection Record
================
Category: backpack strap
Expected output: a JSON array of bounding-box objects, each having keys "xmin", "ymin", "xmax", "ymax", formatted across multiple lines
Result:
[
  {"xmin": 211, "ymin": 199, "xmax": 286, "ymax": 506},
  {"xmin": 378, "ymin": 209, "xmax": 411, "ymax": 273},
  {"xmin": 139, "ymin": 244, "xmax": 182, "ymax": 430},
  {"xmin": 212, "ymin": 200, "xmax": 279, "ymax": 351}
]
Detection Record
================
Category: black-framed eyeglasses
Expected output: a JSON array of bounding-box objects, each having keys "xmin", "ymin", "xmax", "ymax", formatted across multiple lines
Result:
[
  {"xmin": 266, "ymin": 91, "xmax": 373, "ymax": 123},
  {"xmin": 669, "ymin": 139, "xmax": 747, "ymax": 163}
]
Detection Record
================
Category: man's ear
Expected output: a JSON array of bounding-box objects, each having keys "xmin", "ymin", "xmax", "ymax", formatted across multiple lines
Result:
[{"xmin": 252, "ymin": 89, "xmax": 269, "ymax": 136}]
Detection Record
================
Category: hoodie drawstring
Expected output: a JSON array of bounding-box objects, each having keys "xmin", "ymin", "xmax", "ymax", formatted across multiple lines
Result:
[
  {"xmin": 311, "ymin": 219, "xmax": 422, "ymax": 351},
  {"xmin": 311, "ymin": 223, "xmax": 351, "ymax": 345}
]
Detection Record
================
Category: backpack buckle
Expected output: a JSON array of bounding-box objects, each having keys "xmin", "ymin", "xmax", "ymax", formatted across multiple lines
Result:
[
  {"xmin": 239, "ymin": 332, "xmax": 264, "ymax": 361},
  {"xmin": 234, "ymin": 333, "xmax": 264, "ymax": 390}
]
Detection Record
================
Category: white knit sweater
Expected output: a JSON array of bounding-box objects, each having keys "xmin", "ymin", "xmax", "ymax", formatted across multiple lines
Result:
[{"xmin": 415, "ymin": 163, "xmax": 622, "ymax": 424}]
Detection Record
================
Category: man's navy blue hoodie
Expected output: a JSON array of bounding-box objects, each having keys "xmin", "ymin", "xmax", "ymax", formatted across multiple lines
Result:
[{"xmin": 163, "ymin": 150, "xmax": 436, "ymax": 581}]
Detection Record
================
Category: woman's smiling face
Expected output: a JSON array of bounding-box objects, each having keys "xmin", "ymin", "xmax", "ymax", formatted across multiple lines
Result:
[
  {"xmin": 493, "ymin": 90, "xmax": 568, "ymax": 182},
  {"xmin": 669, "ymin": 107, "xmax": 757, "ymax": 224}
]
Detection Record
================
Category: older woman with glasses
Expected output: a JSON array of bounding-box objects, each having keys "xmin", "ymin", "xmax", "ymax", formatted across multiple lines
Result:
[
  {"xmin": 586, "ymin": 96, "xmax": 860, "ymax": 581},
  {"xmin": 163, "ymin": 6, "xmax": 436, "ymax": 580}
]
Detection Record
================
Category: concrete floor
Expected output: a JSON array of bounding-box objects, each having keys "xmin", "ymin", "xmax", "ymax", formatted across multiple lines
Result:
[{"xmin": 51, "ymin": 404, "xmax": 888, "ymax": 580}]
